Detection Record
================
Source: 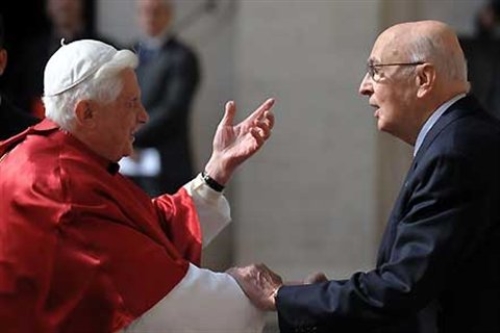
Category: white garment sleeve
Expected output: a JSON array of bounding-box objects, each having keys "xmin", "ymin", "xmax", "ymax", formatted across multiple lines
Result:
[
  {"xmin": 183, "ymin": 173, "xmax": 231, "ymax": 247},
  {"xmin": 117, "ymin": 175, "xmax": 265, "ymax": 333},
  {"xmin": 122, "ymin": 263, "xmax": 266, "ymax": 333}
]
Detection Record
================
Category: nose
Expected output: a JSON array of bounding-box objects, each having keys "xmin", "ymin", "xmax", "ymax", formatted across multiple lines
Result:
[
  {"xmin": 138, "ymin": 104, "xmax": 149, "ymax": 124},
  {"xmin": 359, "ymin": 72, "xmax": 373, "ymax": 96}
]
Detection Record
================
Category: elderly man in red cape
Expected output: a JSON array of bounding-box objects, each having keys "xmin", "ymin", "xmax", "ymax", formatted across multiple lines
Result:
[{"xmin": 0, "ymin": 39, "xmax": 275, "ymax": 333}]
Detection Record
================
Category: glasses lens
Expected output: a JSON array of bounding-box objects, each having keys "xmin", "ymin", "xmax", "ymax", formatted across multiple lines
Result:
[
  {"xmin": 367, "ymin": 63, "xmax": 373, "ymax": 79},
  {"xmin": 367, "ymin": 61, "xmax": 380, "ymax": 81},
  {"xmin": 367, "ymin": 63, "xmax": 379, "ymax": 81}
]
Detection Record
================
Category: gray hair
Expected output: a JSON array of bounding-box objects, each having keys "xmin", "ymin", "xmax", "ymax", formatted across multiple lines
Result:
[
  {"xmin": 406, "ymin": 34, "xmax": 468, "ymax": 83},
  {"xmin": 43, "ymin": 51, "xmax": 138, "ymax": 130}
]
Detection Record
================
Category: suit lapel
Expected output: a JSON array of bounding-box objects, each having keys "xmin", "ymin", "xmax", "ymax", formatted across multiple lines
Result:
[
  {"xmin": 376, "ymin": 95, "xmax": 481, "ymax": 265},
  {"xmin": 412, "ymin": 95, "xmax": 479, "ymax": 168}
]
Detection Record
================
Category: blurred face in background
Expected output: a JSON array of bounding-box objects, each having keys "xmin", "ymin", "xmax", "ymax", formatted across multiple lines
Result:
[
  {"xmin": 46, "ymin": 0, "xmax": 84, "ymax": 31},
  {"xmin": 137, "ymin": 0, "xmax": 173, "ymax": 37}
]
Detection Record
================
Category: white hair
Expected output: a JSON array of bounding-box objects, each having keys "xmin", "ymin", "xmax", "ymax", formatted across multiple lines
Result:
[
  {"xmin": 406, "ymin": 34, "xmax": 468, "ymax": 83},
  {"xmin": 43, "ymin": 50, "xmax": 138, "ymax": 130}
]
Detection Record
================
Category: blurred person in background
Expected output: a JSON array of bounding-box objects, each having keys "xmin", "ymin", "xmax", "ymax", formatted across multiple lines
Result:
[
  {"xmin": 460, "ymin": 0, "xmax": 500, "ymax": 119},
  {"xmin": 5, "ymin": 0, "xmax": 116, "ymax": 119},
  {"xmin": 0, "ymin": 13, "xmax": 39, "ymax": 141},
  {"xmin": 119, "ymin": 0, "xmax": 201, "ymax": 196}
]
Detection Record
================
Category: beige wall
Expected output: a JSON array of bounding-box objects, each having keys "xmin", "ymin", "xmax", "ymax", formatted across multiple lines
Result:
[{"xmin": 234, "ymin": 0, "xmax": 379, "ymax": 280}]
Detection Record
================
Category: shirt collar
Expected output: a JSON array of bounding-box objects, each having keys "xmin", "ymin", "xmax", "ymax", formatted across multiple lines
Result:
[
  {"xmin": 139, "ymin": 26, "xmax": 172, "ymax": 50},
  {"xmin": 413, "ymin": 93, "xmax": 466, "ymax": 156}
]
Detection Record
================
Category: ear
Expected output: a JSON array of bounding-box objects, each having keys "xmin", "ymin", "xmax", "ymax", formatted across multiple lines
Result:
[
  {"xmin": 74, "ymin": 100, "xmax": 98, "ymax": 128},
  {"xmin": 416, "ymin": 63, "xmax": 436, "ymax": 98},
  {"xmin": 0, "ymin": 49, "xmax": 8, "ymax": 75}
]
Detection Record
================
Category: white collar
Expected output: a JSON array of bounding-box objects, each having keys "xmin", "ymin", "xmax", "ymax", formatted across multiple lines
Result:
[{"xmin": 139, "ymin": 26, "xmax": 172, "ymax": 50}]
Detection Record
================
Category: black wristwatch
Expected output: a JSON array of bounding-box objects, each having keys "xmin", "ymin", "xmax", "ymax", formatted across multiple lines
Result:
[{"xmin": 201, "ymin": 171, "xmax": 225, "ymax": 192}]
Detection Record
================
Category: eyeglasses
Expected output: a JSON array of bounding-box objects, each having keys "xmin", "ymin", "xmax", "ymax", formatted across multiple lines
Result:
[{"xmin": 367, "ymin": 60, "xmax": 425, "ymax": 81}]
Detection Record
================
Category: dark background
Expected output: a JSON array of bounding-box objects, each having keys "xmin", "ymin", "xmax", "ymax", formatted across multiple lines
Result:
[{"xmin": 0, "ymin": 0, "xmax": 96, "ymax": 90}]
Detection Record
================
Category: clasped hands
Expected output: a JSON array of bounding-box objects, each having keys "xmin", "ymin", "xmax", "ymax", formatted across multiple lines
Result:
[{"xmin": 227, "ymin": 264, "xmax": 328, "ymax": 311}]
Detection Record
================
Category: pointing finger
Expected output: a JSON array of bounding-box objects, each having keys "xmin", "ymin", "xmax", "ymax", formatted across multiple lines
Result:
[{"xmin": 244, "ymin": 98, "xmax": 275, "ymax": 124}]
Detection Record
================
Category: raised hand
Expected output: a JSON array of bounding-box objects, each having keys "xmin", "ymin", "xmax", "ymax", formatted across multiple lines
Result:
[{"xmin": 204, "ymin": 98, "xmax": 275, "ymax": 184}]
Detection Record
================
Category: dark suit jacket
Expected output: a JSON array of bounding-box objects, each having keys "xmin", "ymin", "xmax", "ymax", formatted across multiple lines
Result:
[
  {"xmin": 133, "ymin": 36, "xmax": 200, "ymax": 195},
  {"xmin": 276, "ymin": 95, "xmax": 500, "ymax": 333},
  {"xmin": 0, "ymin": 94, "xmax": 39, "ymax": 141}
]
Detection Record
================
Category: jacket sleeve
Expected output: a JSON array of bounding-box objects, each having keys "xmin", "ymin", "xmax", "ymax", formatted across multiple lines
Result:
[
  {"xmin": 122, "ymin": 263, "xmax": 265, "ymax": 333},
  {"xmin": 276, "ymin": 151, "xmax": 493, "ymax": 332}
]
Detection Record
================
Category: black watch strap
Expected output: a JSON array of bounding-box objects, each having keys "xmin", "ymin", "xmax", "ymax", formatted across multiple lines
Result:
[{"xmin": 201, "ymin": 171, "xmax": 225, "ymax": 192}]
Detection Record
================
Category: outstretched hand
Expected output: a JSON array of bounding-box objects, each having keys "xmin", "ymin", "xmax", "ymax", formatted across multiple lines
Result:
[
  {"xmin": 204, "ymin": 98, "xmax": 275, "ymax": 184},
  {"xmin": 227, "ymin": 263, "xmax": 283, "ymax": 311}
]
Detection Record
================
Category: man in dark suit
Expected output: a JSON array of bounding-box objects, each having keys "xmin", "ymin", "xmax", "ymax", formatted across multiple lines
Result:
[
  {"xmin": 120, "ymin": 0, "xmax": 200, "ymax": 196},
  {"xmin": 227, "ymin": 20, "xmax": 500, "ymax": 333},
  {"xmin": 0, "ymin": 14, "xmax": 39, "ymax": 141}
]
